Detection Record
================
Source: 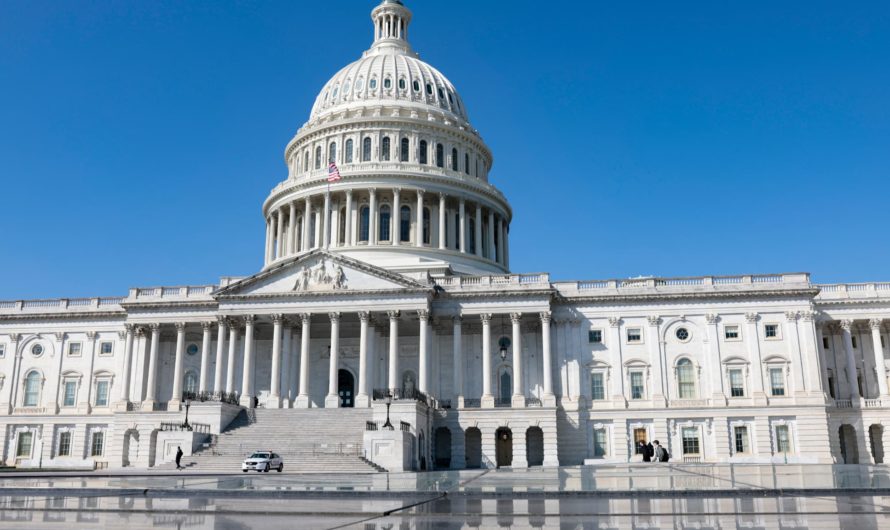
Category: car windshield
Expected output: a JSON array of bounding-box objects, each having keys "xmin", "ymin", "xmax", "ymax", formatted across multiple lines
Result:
[{"xmin": 249, "ymin": 452, "xmax": 271, "ymax": 459}]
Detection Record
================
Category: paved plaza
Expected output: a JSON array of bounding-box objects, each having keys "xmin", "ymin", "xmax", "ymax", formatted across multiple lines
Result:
[{"xmin": 0, "ymin": 464, "xmax": 889, "ymax": 528}]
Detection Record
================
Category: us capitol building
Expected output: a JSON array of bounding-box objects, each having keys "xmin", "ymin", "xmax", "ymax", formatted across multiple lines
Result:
[{"xmin": 2, "ymin": 0, "xmax": 889, "ymax": 471}]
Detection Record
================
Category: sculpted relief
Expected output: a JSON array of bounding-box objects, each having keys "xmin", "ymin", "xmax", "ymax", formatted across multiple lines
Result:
[{"xmin": 293, "ymin": 260, "xmax": 347, "ymax": 291}]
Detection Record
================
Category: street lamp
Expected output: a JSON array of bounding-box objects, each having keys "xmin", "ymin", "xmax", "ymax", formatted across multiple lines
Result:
[
  {"xmin": 382, "ymin": 393, "xmax": 394, "ymax": 430},
  {"xmin": 182, "ymin": 399, "xmax": 192, "ymax": 431}
]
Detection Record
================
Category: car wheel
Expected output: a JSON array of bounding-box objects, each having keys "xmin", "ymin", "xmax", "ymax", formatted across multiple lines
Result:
[{"xmin": 277, "ymin": 464, "xmax": 283, "ymax": 472}]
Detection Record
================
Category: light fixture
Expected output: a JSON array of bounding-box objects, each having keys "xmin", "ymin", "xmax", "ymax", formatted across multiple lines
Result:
[{"xmin": 498, "ymin": 315, "xmax": 508, "ymax": 360}]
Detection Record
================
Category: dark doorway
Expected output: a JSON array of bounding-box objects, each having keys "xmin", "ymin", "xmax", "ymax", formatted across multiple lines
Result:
[
  {"xmin": 338, "ymin": 369, "xmax": 355, "ymax": 408},
  {"xmin": 435, "ymin": 427, "xmax": 452, "ymax": 469},
  {"xmin": 526, "ymin": 426, "xmax": 544, "ymax": 466},
  {"xmin": 496, "ymin": 427, "xmax": 513, "ymax": 468},
  {"xmin": 839, "ymin": 424, "xmax": 859, "ymax": 464},
  {"xmin": 870, "ymin": 424, "xmax": 884, "ymax": 464},
  {"xmin": 465, "ymin": 427, "xmax": 482, "ymax": 468}
]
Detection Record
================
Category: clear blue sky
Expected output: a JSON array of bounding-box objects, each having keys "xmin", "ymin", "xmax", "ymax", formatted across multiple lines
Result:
[{"xmin": 1, "ymin": 1, "xmax": 889, "ymax": 299}]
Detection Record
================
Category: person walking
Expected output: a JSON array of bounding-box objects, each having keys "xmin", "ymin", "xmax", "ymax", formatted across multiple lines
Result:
[
  {"xmin": 653, "ymin": 440, "xmax": 665, "ymax": 463},
  {"xmin": 643, "ymin": 441, "xmax": 654, "ymax": 463},
  {"xmin": 175, "ymin": 446, "xmax": 184, "ymax": 470}
]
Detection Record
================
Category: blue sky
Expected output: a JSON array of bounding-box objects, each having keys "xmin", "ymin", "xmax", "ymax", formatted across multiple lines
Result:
[{"xmin": 1, "ymin": 1, "xmax": 889, "ymax": 299}]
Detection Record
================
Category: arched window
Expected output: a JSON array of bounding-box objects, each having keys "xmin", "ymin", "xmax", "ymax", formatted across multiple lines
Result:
[
  {"xmin": 398, "ymin": 78, "xmax": 406, "ymax": 90},
  {"xmin": 464, "ymin": 153, "xmax": 470, "ymax": 174},
  {"xmin": 382, "ymin": 137, "xmax": 391, "ymax": 161},
  {"xmin": 362, "ymin": 137, "xmax": 372, "ymax": 161},
  {"xmin": 338, "ymin": 207, "xmax": 347, "ymax": 245},
  {"xmin": 23, "ymin": 371, "xmax": 41, "ymax": 407},
  {"xmin": 296, "ymin": 216, "xmax": 303, "ymax": 250},
  {"xmin": 359, "ymin": 206, "xmax": 370, "ymax": 242},
  {"xmin": 454, "ymin": 213, "xmax": 460, "ymax": 250},
  {"xmin": 379, "ymin": 205, "xmax": 392, "ymax": 241},
  {"xmin": 422, "ymin": 207, "xmax": 431, "ymax": 245},
  {"xmin": 303, "ymin": 152, "xmax": 309, "ymax": 172},
  {"xmin": 677, "ymin": 358, "xmax": 696, "ymax": 399},
  {"xmin": 309, "ymin": 212, "xmax": 317, "ymax": 248},
  {"xmin": 451, "ymin": 148, "xmax": 458, "ymax": 171},
  {"xmin": 400, "ymin": 138, "xmax": 409, "ymax": 162},
  {"xmin": 328, "ymin": 141, "xmax": 337, "ymax": 163},
  {"xmin": 184, "ymin": 371, "xmax": 198, "ymax": 394},
  {"xmin": 345, "ymin": 139, "xmax": 354, "ymax": 163},
  {"xmin": 468, "ymin": 218, "xmax": 476, "ymax": 254},
  {"xmin": 400, "ymin": 205, "xmax": 411, "ymax": 242},
  {"xmin": 315, "ymin": 146, "xmax": 322, "ymax": 169},
  {"xmin": 419, "ymin": 140, "xmax": 428, "ymax": 164},
  {"xmin": 435, "ymin": 143, "xmax": 444, "ymax": 168}
]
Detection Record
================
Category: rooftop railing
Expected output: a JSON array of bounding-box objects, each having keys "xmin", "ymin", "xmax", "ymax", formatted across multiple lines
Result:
[
  {"xmin": 554, "ymin": 273, "xmax": 811, "ymax": 293},
  {"xmin": 816, "ymin": 283, "xmax": 890, "ymax": 300},
  {"xmin": 0, "ymin": 296, "xmax": 126, "ymax": 314}
]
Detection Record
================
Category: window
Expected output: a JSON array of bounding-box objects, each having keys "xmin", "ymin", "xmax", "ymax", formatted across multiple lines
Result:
[
  {"xmin": 315, "ymin": 146, "xmax": 322, "ymax": 169},
  {"xmin": 369, "ymin": 78, "xmax": 377, "ymax": 90},
  {"xmin": 331, "ymin": 84, "xmax": 338, "ymax": 99},
  {"xmin": 589, "ymin": 329, "xmax": 603, "ymax": 343},
  {"xmin": 91, "ymin": 432, "xmax": 105, "ymax": 456},
  {"xmin": 776, "ymin": 425, "xmax": 792, "ymax": 453},
  {"xmin": 379, "ymin": 205, "xmax": 391, "ymax": 241},
  {"xmin": 422, "ymin": 208, "xmax": 431, "ymax": 244},
  {"xmin": 451, "ymin": 147, "xmax": 458, "ymax": 171},
  {"xmin": 468, "ymin": 218, "xmax": 476, "ymax": 254},
  {"xmin": 857, "ymin": 371, "xmax": 864, "ymax": 396},
  {"xmin": 827, "ymin": 369, "xmax": 836, "ymax": 399},
  {"xmin": 16, "ymin": 432, "xmax": 32, "ymax": 458},
  {"xmin": 398, "ymin": 78, "xmax": 405, "ymax": 90},
  {"xmin": 23, "ymin": 371, "xmax": 41, "ymax": 407},
  {"xmin": 769, "ymin": 368, "xmax": 785, "ymax": 396},
  {"xmin": 437, "ymin": 87, "xmax": 445, "ymax": 100},
  {"xmin": 329, "ymin": 141, "xmax": 337, "ymax": 163},
  {"xmin": 343, "ymin": 80, "xmax": 351, "ymax": 94},
  {"xmin": 626, "ymin": 328, "xmax": 642, "ymax": 343},
  {"xmin": 725, "ymin": 325, "xmax": 740, "ymax": 340},
  {"xmin": 822, "ymin": 337, "xmax": 830, "ymax": 349},
  {"xmin": 344, "ymin": 139, "xmax": 353, "ymax": 163},
  {"xmin": 593, "ymin": 428, "xmax": 608, "ymax": 457},
  {"xmin": 435, "ymin": 143, "xmax": 444, "ymax": 168},
  {"xmin": 383, "ymin": 77, "xmax": 391, "ymax": 89},
  {"xmin": 356, "ymin": 77, "xmax": 365, "ymax": 91},
  {"xmin": 454, "ymin": 213, "xmax": 460, "ymax": 249},
  {"xmin": 764, "ymin": 324, "xmax": 779, "ymax": 339},
  {"xmin": 852, "ymin": 336, "xmax": 858, "ymax": 348},
  {"xmin": 95, "ymin": 381, "xmax": 109, "ymax": 407},
  {"xmin": 729, "ymin": 369, "xmax": 745, "ymax": 397},
  {"xmin": 677, "ymin": 359, "xmax": 695, "ymax": 399},
  {"xmin": 412, "ymin": 80, "xmax": 420, "ymax": 92},
  {"xmin": 464, "ymin": 153, "xmax": 470, "ymax": 174},
  {"xmin": 633, "ymin": 428, "xmax": 647, "ymax": 454},
  {"xmin": 399, "ymin": 206, "xmax": 411, "ymax": 242},
  {"xmin": 68, "ymin": 342, "xmax": 82, "ymax": 356},
  {"xmin": 184, "ymin": 371, "xmax": 198, "ymax": 394},
  {"xmin": 359, "ymin": 206, "xmax": 370, "ymax": 242},
  {"xmin": 734, "ymin": 426, "xmax": 749, "ymax": 454},
  {"xmin": 63, "ymin": 381, "xmax": 77, "ymax": 407},
  {"xmin": 58, "ymin": 432, "xmax": 72, "ymax": 457},
  {"xmin": 591, "ymin": 373, "xmax": 605, "ymax": 400},
  {"xmin": 675, "ymin": 328, "xmax": 689, "ymax": 341},
  {"xmin": 0, "ymin": 344, "xmax": 5, "ymax": 357},
  {"xmin": 362, "ymin": 137, "xmax": 372, "ymax": 161},
  {"xmin": 682, "ymin": 427, "xmax": 700, "ymax": 455},
  {"xmin": 419, "ymin": 140, "xmax": 428, "ymax": 164},
  {"xmin": 99, "ymin": 341, "xmax": 113, "ymax": 356},
  {"xmin": 630, "ymin": 372, "xmax": 644, "ymax": 400},
  {"xmin": 400, "ymin": 138, "xmax": 409, "ymax": 162},
  {"xmin": 381, "ymin": 137, "xmax": 391, "ymax": 161},
  {"xmin": 425, "ymin": 82, "xmax": 433, "ymax": 95}
]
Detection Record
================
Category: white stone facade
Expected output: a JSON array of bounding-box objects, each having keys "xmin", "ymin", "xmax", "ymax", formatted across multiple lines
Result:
[{"xmin": 1, "ymin": 0, "xmax": 889, "ymax": 470}]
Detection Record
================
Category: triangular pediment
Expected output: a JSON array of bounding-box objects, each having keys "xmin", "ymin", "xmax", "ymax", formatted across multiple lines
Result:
[{"xmin": 214, "ymin": 250, "xmax": 430, "ymax": 298}]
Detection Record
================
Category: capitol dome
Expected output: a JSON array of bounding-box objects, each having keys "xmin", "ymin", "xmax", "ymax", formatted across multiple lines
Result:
[{"xmin": 262, "ymin": 0, "xmax": 512, "ymax": 276}]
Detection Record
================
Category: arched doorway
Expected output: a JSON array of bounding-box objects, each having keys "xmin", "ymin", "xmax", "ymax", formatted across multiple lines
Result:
[
  {"xmin": 839, "ymin": 424, "xmax": 859, "ymax": 464},
  {"xmin": 526, "ymin": 427, "xmax": 544, "ymax": 467},
  {"xmin": 465, "ymin": 427, "xmax": 482, "ymax": 468},
  {"xmin": 870, "ymin": 424, "xmax": 884, "ymax": 464},
  {"xmin": 496, "ymin": 427, "xmax": 513, "ymax": 468},
  {"xmin": 338, "ymin": 369, "xmax": 355, "ymax": 408},
  {"xmin": 435, "ymin": 427, "xmax": 452, "ymax": 469},
  {"xmin": 418, "ymin": 430, "xmax": 426, "ymax": 470},
  {"xmin": 122, "ymin": 429, "xmax": 139, "ymax": 467}
]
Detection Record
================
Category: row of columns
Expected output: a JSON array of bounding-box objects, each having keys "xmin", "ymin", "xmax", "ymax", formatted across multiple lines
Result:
[{"xmin": 827, "ymin": 318, "xmax": 889, "ymax": 400}]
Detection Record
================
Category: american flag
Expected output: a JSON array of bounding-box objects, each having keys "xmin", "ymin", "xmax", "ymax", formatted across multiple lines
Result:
[{"xmin": 327, "ymin": 161, "xmax": 341, "ymax": 182}]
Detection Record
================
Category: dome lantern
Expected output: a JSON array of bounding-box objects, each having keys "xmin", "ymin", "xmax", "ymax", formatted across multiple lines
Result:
[{"xmin": 370, "ymin": 0, "xmax": 413, "ymax": 55}]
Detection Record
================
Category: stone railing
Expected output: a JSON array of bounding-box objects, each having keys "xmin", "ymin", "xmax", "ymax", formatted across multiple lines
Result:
[
  {"xmin": 554, "ymin": 273, "xmax": 811, "ymax": 296},
  {"xmin": 127, "ymin": 285, "xmax": 216, "ymax": 302},
  {"xmin": 833, "ymin": 399, "xmax": 853, "ymax": 409},
  {"xmin": 435, "ymin": 273, "xmax": 550, "ymax": 290},
  {"xmin": 0, "ymin": 296, "xmax": 125, "ymax": 314},
  {"xmin": 671, "ymin": 399, "xmax": 710, "ymax": 408},
  {"xmin": 816, "ymin": 283, "xmax": 890, "ymax": 300},
  {"xmin": 863, "ymin": 398, "xmax": 884, "ymax": 408}
]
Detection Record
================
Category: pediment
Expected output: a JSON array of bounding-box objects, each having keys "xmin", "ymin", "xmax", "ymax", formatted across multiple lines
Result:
[{"xmin": 214, "ymin": 250, "xmax": 430, "ymax": 298}]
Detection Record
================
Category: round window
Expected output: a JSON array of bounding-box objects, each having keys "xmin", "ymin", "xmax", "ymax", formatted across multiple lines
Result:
[
  {"xmin": 676, "ymin": 328, "xmax": 690, "ymax": 341},
  {"xmin": 383, "ymin": 77, "xmax": 392, "ymax": 89},
  {"xmin": 369, "ymin": 78, "xmax": 377, "ymax": 90},
  {"xmin": 398, "ymin": 78, "xmax": 406, "ymax": 90},
  {"xmin": 355, "ymin": 78, "xmax": 365, "ymax": 91},
  {"xmin": 331, "ymin": 85, "xmax": 339, "ymax": 99},
  {"xmin": 425, "ymin": 83, "xmax": 433, "ymax": 95},
  {"xmin": 412, "ymin": 80, "xmax": 420, "ymax": 92},
  {"xmin": 31, "ymin": 343, "xmax": 44, "ymax": 357},
  {"xmin": 343, "ymin": 80, "xmax": 351, "ymax": 93},
  {"xmin": 186, "ymin": 343, "xmax": 199, "ymax": 356}
]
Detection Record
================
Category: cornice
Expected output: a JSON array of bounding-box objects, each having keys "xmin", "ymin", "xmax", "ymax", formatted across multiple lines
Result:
[
  {"xmin": 0, "ymin": 311, "xmax": 126, "ymax": 322},
  {"xmin": 553, "ymin": 288, "xmax": 820, "ymax": 305},
  {"xmin": 439, "ymin": 288, "xmax": 555, "ymax": 301},
  {"xmin": 218, "ymin": 288, "xmax": 433, "ymax": 302},
  {"xmin": 119, "ymin": 301, "xmax": 219, "ymax": 310}
]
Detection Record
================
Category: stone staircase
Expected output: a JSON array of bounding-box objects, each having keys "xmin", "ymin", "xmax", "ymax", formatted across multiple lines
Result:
[{"xmin": 158, "ymin": 407, "xmax": 384, "ymax": 473}]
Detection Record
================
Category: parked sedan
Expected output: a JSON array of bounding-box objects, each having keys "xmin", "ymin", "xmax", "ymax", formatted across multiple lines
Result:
[{"xmin": 241, "ymin": 451, "xmax": 283, "ymax": 473}]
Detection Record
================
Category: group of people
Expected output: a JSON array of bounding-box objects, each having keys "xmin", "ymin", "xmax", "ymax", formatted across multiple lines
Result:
[{"xmin": 636, "ymin": 440, "xmax": 671, "ymax": 462}]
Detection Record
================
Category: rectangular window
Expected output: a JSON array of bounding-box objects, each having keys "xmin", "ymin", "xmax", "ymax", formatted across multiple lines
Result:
[
  {"xmin": 776, "ymin": 425, "xmax": 791, "ymax": 453},
  {"xmin": 99, "ymin": 341, "xmax": 113, "ymax": 356},
  {"xmin": 633, "ymin": 428, "xmax": 647, "ymax": 454},
  {"xmin": 724, "ymin": 325, "xmax": 740, "ymax": 340},
  {"xmin": 591, "ymin": 373, "xmax": 605, "ymax": 401},
  {"xmin": 16, "ymin": 432, "xmax": 33, "ymax": 458},
  {"xmin": 678, "ymin": 365, "xmax": 696, "ymax": 399},
  {"xmin": 734, "ymin": 426, "xmax": 749, "ymax": 454},
  {"xmin": 858, "ymin": 373, "xmax": 864, "ymax": 396},
  {"xmin": 827, "ymin": 371, "xmax": 836, "ymax": 399},
  {"xmin": 626, "ymin": 328, "xmax": 642, "ymax": 343},
  {"xmin": 764, "ymin": 324, "xmax": 779, "ymax": 339},
  {"xmin": 630, "ymin": 372, "xmax": 645, "ymax": 400},
  {"xmin": 769, "ymin": 368, "xmax": 785, "ymax": 396},
  {"xmin": 593, "ymin": 428, "xmax": 608, "ymax": 457},
  {"xmin": 822, "ymin": 337, "xmax": 830, "ymax": 349},
  {"xmin": 588, "ymin": 329, "xmax": 602, "ymax": 343},
  {"xmin": 852, "ymin": 336, "xmax": 858, "ymax": 348},
  {"xmin": 682, "ymin": 427, "xmax": 700, "ymax": 455},
  {"xmin": 729, "ymin": 369, "xmax": 745, "ymax": 397},
  {"xmin": 91, "ymin": 432, "xmax": 105, "ymax": 457},
  {"xmin": 58, "ymin": 432, "xmax": 71, "ymax": 457},
  {"xmin": 95, "ymin": 381, "xmax": 109, "ymax": 407},
  {"xmin": 63, "ymin": 381, "xmax": 77, "ymax": 407},
  {"xmin": 68, "ymin": 342, "xmax": 82, "ymax": 356}
]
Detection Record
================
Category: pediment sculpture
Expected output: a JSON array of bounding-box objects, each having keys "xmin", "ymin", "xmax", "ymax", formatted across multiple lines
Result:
[{"xmin": 293, "ymin": 259, "xmax": 347, "ymax": 291}]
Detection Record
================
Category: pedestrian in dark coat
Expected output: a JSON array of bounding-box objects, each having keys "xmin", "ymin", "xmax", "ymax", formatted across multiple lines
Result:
[
  {"xmin": 643, "ymin": 442, "xmax": 654, "ymax": 462},
  {"xmin": 175, "ymin": 446, "xmax": 184, "ymax": 470}
]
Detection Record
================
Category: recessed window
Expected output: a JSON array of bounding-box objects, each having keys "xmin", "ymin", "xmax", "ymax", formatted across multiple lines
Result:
[
  {"xmin": 448, "ymin": 92, "xmax": 454, "ymax": 105},
  {"xmin": 412, "ymin": 80, "xmax": 420, "ymax": 92},
  {"xmin": 331, "ymin": 84, "xmax": 339, "ymax": 99},
  {"xmin": 677, "ymin": 359, "xmax": 695, "ymax": 398},
  {"xmin": 186, "ymin": 343, "xmax": 199, "ymax": 356},
  {"xmin": 626, "ymin": 328, "xmax": 642, "ymax": 343},
  {"xmin": 369, "ymin": 78, "xmax": 377, "ymax": 90},
  {"xmin": 95, "ymin": 381, "xmax": 109, "ymax": 407},
  {"xmin": 58, "ymin": 432, "xmax": 72, "ymax": 457},
  {"xmin": 399, "ymin": 205, "xmax": 411, "ymax": 242},
  {"xmin": 729, "ymin": 369, "xmax": 745, "ymax": 397},
  {"xmin": 343, "ymin": 80, "xmax": 351, "ymax": 93},
  {"xmin": 769, "ymin": 367, "xmax": 785, "ymax": 396},
  {"xmin": 31, "ymin": 343, "xmax": 44, "ymax": 357},
  {"xmin": 852, "ymin": 336, "xmax": 858, "ymax": 348},
  {"xmin": 379, "ymin": 205, "xmax": 391, "ymax": 241},
  {"xmin": 23, "ymin": 371, "xmax": 41, "ymax": 407},
  {"xmin": 16, "ymin": 432, "xmax": 33, "ymax": 458},
  {"xmin": 383, "ymin": 77, "xmax": 392, "ymax": 89},
  {"xmin": 733, "ymin": 426, "xmax": 749, "ymax": 454},
  {"xmin": 425, "ymin": 82, "xmax": 433, "ymax": 95},
  {"xmin": 381, "ymin": 137, "xmax": 391, "ymax": 161},
  {"xmin": 63, "ymin": 381, "xmax": 77, "ymax": 407},
  {"xmin": 400, "ymin": 137, "xmax": 409, "ymax": 162},
  {"xmin": 435, "ymin": 143, "xmax": 444, "ymax": 168},
  {"xmin": 827, "ymin": 369, "xmax": 836, "ymax": 399},
  {"xmin": 91, "ymin": 432, "xmax": 105, "ymax": 457},
  {"xmin": 764, "ymin": 324, "xmax": 779, "ymax": 339},
  {"xmin": 725, "ymin": 325, "xmax": 740, "ymax": 340},
  {"xmin": 419, "ymin": 140, "xmax": 428, "ymax": 164},
  {"xmin": 675, "ymin": 328, "xmax": 689, "ymax": 341},
  {"xmin": 0, "ymin": 344, "xmax": 5, "ymax": 358},
  {"xmin": 682, "ymin": 427, "xmax": 700, "ymax": 455},
  {"xmin": 398, "ymin": 78, "xmax": 406, "ymax": 90},
  {"xmin": 589, "ymin": 329, "xmax": 603, "ymax": 343},
  {"xmin": 345, "ymin": 139, "xmax": 354, "ymax": 163},
  {"xmin": 592, "ymin": 428, "xmax": 608, "ymax": 457},
  {"xmin": 99, "ymin": 342, "xmax": 113, "ymax": 356},
  {"xmin": 362, "ymin": 137, "xmax": 372, "ymax": 161},
  {"xmin": 437, "ymin": 87, "xmax": 445, "ymax": 100},
  {"xmin": 630, "ymin": 372, "xmax": 645, "ymax": 400},
  {"xmin": 355, "ymin": 78, "xmax": 365, "ymax": 91},
  {"xmin": 822, "ymin": 337, "xmax": 830, "ymax": 349},
  {"xmin": 591, "ymin": 373, "xmax": 605, "ymax": 400},
  {"xmin": 633, "ymin": 428, "xmax": 648, "ymax": 454},
  {"xmin": 775, "ymin": 425, "xmax": 791, "ymax": 453},
  {"xmin": 451, "ymin": 147, "xmax": 458, "ymax": 171}
]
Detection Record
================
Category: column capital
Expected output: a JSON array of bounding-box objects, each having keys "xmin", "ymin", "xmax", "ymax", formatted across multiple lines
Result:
[
  {"xmin": 647, "ymin": 315, "xmax": 661, "ymax": 327},
  {"xmin": 86, "ymin": 331, "xmax": 97, "ymax": 340},
  {"xmin": 270, "ymin": 313, "xmax": 284, "ymax": 324},
  {"xmin": 8, "ymin": 333, "xmax": 21, "ymax": 344},
  {"xmin": 118, "ymin": 330, "xmax": 127, "ymax": 340},
  {"xmin": 439, "ymin": 192, "xmax": 446, "ymax": 200},
  {"xmin": 174, "ymin": 322, "xmax": 186, "ymax": 332},
  {"xmin": 358, "ymin": 311, "xmax": 370, "ymax": 322},
  {"xmin": 608, "ymin": 317, "xmax": 621, "ymax": 328},
  {"xmin": 243, "ymin": 314, "xmax": 256, "ymax": 325},
  {"xmin": 452, "ymin": 315, "xmax": 462, "ymax": 324},
  {"xmin": 417, "ymin": 309, "xmax": 430, "ymax": 322},
  {"xmin": 744, "ymin": 312, "xmax": 759, "ymax": 323},
  {"xmin": 800, "ymin": 311, "xmax": 817, "ymax": 322},
  {"xmin": 416, "ymin": 188, "xmax": 425, "ymax": 196},
  {"xmin": 479, "ymin": 313, "xmax": 492, "ymax": 324},
  {"xmin": 509, "ymin": 312, "xmax": 522, "ymax": 323},
  {"xmin": 869, "ymin": 318, "xmax": 883, "ymax": 330},
  {"xmin": 705, "ymin": 313, "xmax": 718, "ymax": 325},
  {"xmin": 369, "ymin": 188, "xmax": 377, "ymax": 197},
  {"xmin": 201, "ymin": 321, "xmax": 213, "ymax": 332},
  {"xmin": 217, "ymin": 315, "xmax": 228, "ymax": 327},
  {"xmin": 54, "ymin": 331, "xmax": 66, "ymax": 342},
  {"xmin": 539, "ymin": 311, "xmax": 551, "ymax": 324},
  {"xmin": 387, "ymin": 310, "xmax": 401, "ymax": 320},
  {"xmin": 328, "ymin": 312, "xmax": 341, "ymax": 323},
  {"xmin": 840, "ymin": 319, "xmax": 854, "ymax": 331},
  {"xmin": 135, "ymin": 327, "xmax": 145, "ymax": 337},
  {"xmin": 784, "ymin": 311, "xmax": 800, "ymax": 322},
  {"xmin": 124, "ymin": 323, "xmax": 135, "ymax": 333},
  {"xmin": 345, "ymin": 189, "xmax": 353, "ymax": 198},
  {"xmin": 300, "ymin": 313, "xmax": 311, "ymax": 325}
]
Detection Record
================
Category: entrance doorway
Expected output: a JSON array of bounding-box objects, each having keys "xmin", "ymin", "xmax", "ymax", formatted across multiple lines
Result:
[
  {"xmin": 338, "ymin": 369, "xmax": 355, "ymax": 408},
  {"xmin": 434, "ymin": 427, "xmax": 452, "ymax": 469},
  {"xmin": 496, "ymin": 427, "xmax": 513, "ymax": 468},
  {"xmin": 839, "ymin": 424, "xmax": 859, "ymax": 464},
  {"xmin": 526, "ymin": 427, "xmax": 544, "ymax": 466},
  {"xmin": 465, "ymin": 428, "xmax": 482, "ymax": 468},
  {"xmin": 870, "ymin": 424, "xmax": 884, "ymax": 464}
]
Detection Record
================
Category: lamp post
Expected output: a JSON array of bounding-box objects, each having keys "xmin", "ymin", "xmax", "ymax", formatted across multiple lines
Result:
[
  {"xmin": 383, "ymin": 393, "xmax": 394, "ymax": 430},
  {"xmin": 182, "ymin": 399, "xmax": 192, "ymax": 431}
]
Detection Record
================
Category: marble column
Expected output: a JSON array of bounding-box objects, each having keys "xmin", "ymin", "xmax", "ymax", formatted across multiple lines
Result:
[
  {"xmin": 438, "ymin": 194, "xmax": 446, "ymax": 250},
  {"xmin": 239, "ymin": 315, "xmax": 256, "ymax": 407},
  {"xmin": 840, "ymin": 319, "xmax": 860, "ymax": 400},
  {"xmin": 225, "ymin": 321, "xmax": 239, "ymax": 394},
  {"xmin": 169, "ymin": 322, "xmax": 187, "ymax": 408},
  {"xmin": 474, "ymin": 204, "xmax": 483, "ymax": 257},
  {"xmin": 356, "ymin": 311, "xmax": 371, "ymax": 407},
  {"xmin": 705, "ymin": 314, "xmax": 724, "ymax": 402},
  {"xmin": 785, "ymin": 311, "xmax": 807, "ymax": 394},
  {"xmin": 453, "ymin": 316, "xmax": 463, "ymax": 406},
  {"xmin": 540, "ymin": 312, "xmax": 555, "ymax": 406},
  {"xmin": 487, "ymin": 209, "xmax": 495, "ymax": 259},
  {"xmin": 79, "ymin": 331, "xmax": 97, "ymax": 413},
  {"xmin": 288, "ymin": 202, "xmax": 297, "ymax": 254},
  {"xmin": 458, "ymin": 198, "xmax": 466, "ymax": 253},
  {"xmin": 326, "ymin": 312, "xmax": 341, "ymax": 408},
  {"xmin": 265, "ymin": 216, "xmax": 272, "ymax": 263},
  {"xmin": 281, "ymin": 322, "xmax": 292, "ymax": 404},
  {"xmin": 213, "ymin": 317, "xmax": 227, "ymax": 393},
  {"xmin": 870, "ymin": 319, "xmax": 888, "ymax": 397},
  {"xmin": 388, "ymin": 311, "xmax": 400, "ymax": 391},
  {"xmin": 369, "ymin": 189, "xmax": 378, "ymax": 245},
  {"xmin": 118, "ymin": 324, "xmax": 135, "ymax": 406},
  {"xmin": 511, "ymin": 312, "xmax": 525, "ymax": 407},
  {"xmin": 418, "ymin": 310, "xmax": 429, "ymax": 393},
  {"xmin": 275, "ymin": 210, "xmax": 284, "ymax": 259},
  {"xmin": 143, "ymin": 323, "xmax": 161, "ymax": 410},
  {"xmin": 481, "ymin": 313, "xmax": 494, "ymax": 408},
  {"xmin": 392, "ymin": 188, "xmax": 400, "ymax": 246},
  {"xmin": 302, "ymin": 197, "xmax": 311, "ymax": 252},
  {"xmin": 745, "ymin": 313, "xmax": 767, "ymax": 402},
  {"xmin": 295, "ymin": 313, "xmax": 312, "ymax": 408},
  {"xmin": 198, "ymin": 321, "xmax": 212, "ymax": 393},
  {"xmin": 323, "ymin": 191, "xmax": 331, "ymax": 249},
  {"xmin": 648, "ymin": 315, "xmax": 667, "ymax": 403},
  {"xmin": 416, "ymin": 190, "xmax": 424, "ymax": 247},
  {"xmin": 344, "ymin": 190, "xmax": 353, "ymax": 246},
  {"xmin": 268, "ymin": 314, "xmax": 283, "ymax": 408}
]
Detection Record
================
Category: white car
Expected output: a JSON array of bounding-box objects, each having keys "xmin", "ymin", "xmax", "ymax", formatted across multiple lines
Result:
[{"xmin": 241, "ymin": 451, "xmax": 283, "ymax": 473}]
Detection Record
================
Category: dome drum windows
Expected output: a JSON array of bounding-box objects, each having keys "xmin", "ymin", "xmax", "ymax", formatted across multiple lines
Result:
[
  {"xmin": 381, "ymin": 137, "xmax": 391, "ymax": 161},
  {"xmin": 435, "ymin": 143, "xmax": 444, "ymax": 168},
  {"xmin": 362, "ymin": 137, "xmax": 372, "ymax": 162},
  {"xmin": 383, "ymin": 77, "xmax": 392, "ymax": 90},
  {"xmin": 379, "ymin": 205, "xmax": 392, "ymax": 241},
  {"xmin": 398, "ymin": 78, "xmax": 406, "ymax": 90},
  {"xmin": 356, "ymin": 78, "xmax": 365, "ymax": 92},
  {"xmin": 345, "ymin": 139, "xmax": 354, "ymax": 163},
  {"xmin": 359, "ymin": 206, "xmax": 370, "ymax": 242},
  {"xmin": 464, "ymin": 153, "xmax": 470, "ymax": 174},
  {"xmin": 425, "ymin": 83, "xmax": 433, "ymax": 95},
  {"xmin": 329, "ymin": 142, "xmax": 337, "ymax": 164},
  {"xmin": 412, "ymin": 80, "xmax": 420, "ymax": 92},
  {"xmin": 451, "ymin": 148, "xmax": 458, "ymax": 171},
  {"xmin": 400, "ymin": 138, "xmax": 410, "ymax": 162},
  {"xmin": 369, "ymin": 78, "xmax": 378, "ymax": 90},
  {"xmin": 399, "ymin": 205, "xmax": 411, "ymax": 242},
  {"xmin": 315, "ymin": 146, "xmax": 322, "ymax": 169},
  {"xmin": 419, "ymin": 140, "xmax": 428, "ymax": 164}
]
